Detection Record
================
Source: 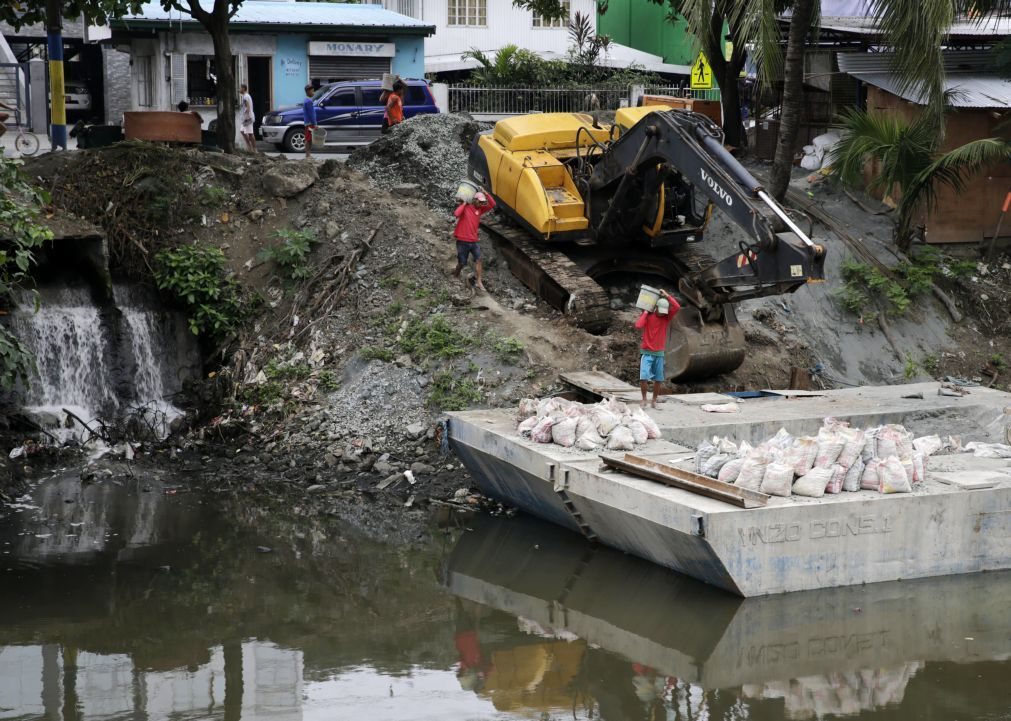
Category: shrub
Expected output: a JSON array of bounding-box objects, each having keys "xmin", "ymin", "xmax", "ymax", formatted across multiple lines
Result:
[
  {"xmin": 257, "ymin": 229, "xmax": 318, "ymax": 282},
  {"xmin": 154, "ymin": 244, "xmax": 245, "ymax": 340}
]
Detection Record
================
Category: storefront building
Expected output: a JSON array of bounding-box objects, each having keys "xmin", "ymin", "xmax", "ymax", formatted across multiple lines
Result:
[{"xmin": 111, "ymin": 0, "xmax": 433, "ymax": 128}]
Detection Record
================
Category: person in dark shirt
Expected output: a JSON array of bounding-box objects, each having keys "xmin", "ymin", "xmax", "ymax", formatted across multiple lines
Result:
[{"xmin": 302, "ymin": 84, "xmax": 317, "ymax": 159}]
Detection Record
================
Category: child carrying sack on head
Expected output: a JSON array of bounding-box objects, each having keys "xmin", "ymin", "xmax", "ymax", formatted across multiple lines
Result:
[{"xmin": 452, "ymin": 189, "xmax": 496, "ymax": 292}]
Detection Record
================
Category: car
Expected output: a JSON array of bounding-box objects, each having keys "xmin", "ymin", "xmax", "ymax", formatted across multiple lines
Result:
[
  {"xmin": 259, "ymin": 78, "xmax": 438, "ymax": 153},
  {"xmin": 63, "ymin": 81, "xmax": 92, "ymax": 113}
]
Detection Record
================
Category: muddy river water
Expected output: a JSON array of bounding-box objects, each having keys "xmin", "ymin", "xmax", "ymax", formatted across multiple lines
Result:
[{"xmin": 2, "ymin": 472, "xmax": 1009, "ymax": 721}]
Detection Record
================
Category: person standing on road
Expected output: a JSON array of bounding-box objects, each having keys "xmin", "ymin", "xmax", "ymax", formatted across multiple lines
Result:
[
  {"xmin": 634, "ymin": 290, "xmax": 680, "ymax": 408},
  {"xmin": 452, "ymin": 189, "xmax": 496, "ymax": 292},
  {"xmin": 239, "ymin": 84, "xmax": 256, "ymax": 152},
  {"xmin": 302, "ymin": 84, "xmax": 317, "ymax": 159},
  {"xmin": 383, "ymin": 79, "xmax": 405, "ymax": 134}
]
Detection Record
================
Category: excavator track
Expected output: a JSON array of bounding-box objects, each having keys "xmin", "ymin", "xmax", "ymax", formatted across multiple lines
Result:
[{"xmin": 483, "ymin": 217, "xmax": 612, "ymax": 333}]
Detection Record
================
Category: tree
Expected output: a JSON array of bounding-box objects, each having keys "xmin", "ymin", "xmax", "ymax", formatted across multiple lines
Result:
[
  {"xmin": 830, "ymin": 108, "xmax": 1011, "ymax": 250},
  {"xmin": 461, "ymin": 45, "xmax": 546, "ymax": 86},
  {"xmin": 159, "ymin": 0, "xmax": 241, "ymax": 153},
  {"xmin": 0, "ymin": 0, "xmax": 139, "ymax": 28}
]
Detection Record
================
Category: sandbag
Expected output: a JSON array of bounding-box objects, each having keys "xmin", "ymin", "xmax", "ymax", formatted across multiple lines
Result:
[
  {"xmin": 718, "ymin": 458, "xmax": 746, "ymax": 484},
  {"xmin": 861, "ymin": 427, "xmax": 880, "ymax": 462},
  {"xmin": 836, "ymin": 427, "xmax": 866, "ymax": 468},
  {"xmin": 760, "ymin": 462, "xmax": 794, "ymax": 497},
  {"xmin": 793, "ymin": 466, "xmax": 833, "ymax": 497},
  {"xmin": 861, "ymin": 459, "xmax": 882, "ymax": 490},
  {"xmin": 517, "ymin": 398, "xmax": 538, "ymax": 419},
  {"xmin": 701, "ymin": 452, "xmax": 732, "ymax": 478},
  {"xmin": 551, "ymin": 417, "xmax": 578, "ymax": 447},
  {"xmin": 576, "ymin": 434, "xmax": 602, "ymax": 451},
  {"xmin": 626, "ymin": 420, "xmax": 649, "ymax": 445},
  {"xmin": 785, "ymin": 438, "xmax": 818, "ymax": 476},
  {"xmin": 912, "ymin": 451, "xmax": 925, "ymax": 484},
  {"xmin": 825, "ymin": 464, "xmax": 847, "ymax": 494},
  {"xmin": 631, "ymin": 407, "xmax": 661, "ymax": 439},
  {"xmin": 814, "ymin": 433, "xmax": 845, "ymax": 468},
  {"xmin": 537, "ymin": 397, "xmax": 566, "ymax": 417},
  {"xmin": 715, "ymin": 437, "xmax": 739, "ymax": 455},
  {"xmin": 765, "ymin": 428, "xmax": 794, "ymax": 450},
  {"xmin": 695, "ymin": 440, "xmax": 718, "ymax": 474},
  {"xmin": 606, "ymin": 425, "xmax": 636, "ymax": 451},
  {"xmin": 736, "ymin": 453, "xmax": 771, "ymax": 492},
  {"xmin": 913, "ymin": 434, "xmax": 943, "ymax": 457},
  {"xmin": 879, "ymin": 456, "xmax": 912, "ymax": 493},
  {"xmin": 517, "ymin": 416, "xmax": 539, "ymax": 434},
  {"xmin": 606, "ymin": 397, "xmax": 630, "ymax": 417},
  {"xmin": 594, "ymin": 409, "xmax": 620, "ymax": 437},
  {"xmin": 531, "ymin": 416, "xmax": 555, "ymax": 443},
  {"xmin": 843, "ymin": 457, "xmax": 864, "ymax": 492},
  {"xmin": 964, "ymin": 442, "xmax": 1011, "ymax": 458}
]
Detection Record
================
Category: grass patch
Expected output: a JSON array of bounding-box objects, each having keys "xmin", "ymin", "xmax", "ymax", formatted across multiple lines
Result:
[
  {"xmin": 361, "ymin": 346, "xmax": 395, "ymax": 362},
  {"xmin": 903, "ymin": 356, "xmax": 919, "ymax": 380},
  {"xmin": 318, "ymin": 370, "xmax": 340, "ymax": 392},
  {"xmin": 263, "ymin": 358, "xmax": 311, "ymax": 382},
  {"xmin": 493, "ymin": 335, "xmax": 524, "ymax": 362},
  {"xmin": 399, "ymin": 314, "xmax": 472, "ymax": 360},
  {"xmin": 429, "ymin": 371, "xmax": 482, "ymax": 410},
  {"xmin": 922, "ymin": 353, "xmax": 940, "ymax": 375}
]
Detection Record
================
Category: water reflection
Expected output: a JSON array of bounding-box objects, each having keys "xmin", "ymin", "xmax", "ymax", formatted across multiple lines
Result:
[{"xmin": 1, "ymin": 476, "xmax": 1009, "ymax": 720}]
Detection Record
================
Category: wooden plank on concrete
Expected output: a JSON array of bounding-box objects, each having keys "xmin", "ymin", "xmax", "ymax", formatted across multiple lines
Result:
[
  {"xmin": 601, "ymin": 453, "xmax": 769, "ymax": 509},
  {"xmin": 666, "ymin": 392, "xmax": 738, "ymax": 406},
  {"xmin": 761, "ymin": 389, "xmax": 826, "ymax": 398},
  {"xmin": 560, "ymin": 370, "xmax": 638, "ymax": 395}
]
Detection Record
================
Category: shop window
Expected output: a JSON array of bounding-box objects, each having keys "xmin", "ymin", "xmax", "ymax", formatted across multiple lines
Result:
[
  {"xmin": 532, "ymin": 0, "xmax": 569, "ymax": 27},
  {"xmin": 448, "ymin": 0, "xmax": 486, "ymax": 26},
  {"xmin": 186, "ymin": 55, "xmax": 235, "ymax": 106}
]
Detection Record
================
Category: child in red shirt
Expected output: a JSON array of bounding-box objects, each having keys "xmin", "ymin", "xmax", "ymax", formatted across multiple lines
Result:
[
  {"xmin": 452, "ymin": 190, "xmax": 496, "ymax": 291},
  {"xmin": 634, "ymin": 289, "xmax": 680, "ymax": 408}
]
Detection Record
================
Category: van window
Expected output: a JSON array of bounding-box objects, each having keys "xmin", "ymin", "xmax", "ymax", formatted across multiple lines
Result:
[
  {"xmin": 361, "ymin": 88, "xmax": 384, "ymax": 106},
  {"xmin": 323, "ymin": 89, "xmax": 356, "ymax": 107},
  {"xmin": 406, "ymin": 86, "xmax": 429, "ymax": 106}
]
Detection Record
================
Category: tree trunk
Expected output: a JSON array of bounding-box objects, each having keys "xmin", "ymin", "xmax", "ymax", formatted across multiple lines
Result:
[
  {"xmin": 209, "ymin": 16, "xmax": 236, "ymax": 153},
  {"xmin": 769, "ymin": 0, "xmax": 817, "ymax": 200},
  {"xmin": 705, "ymin": 7, "xmax": 748, "ymax": 149}
]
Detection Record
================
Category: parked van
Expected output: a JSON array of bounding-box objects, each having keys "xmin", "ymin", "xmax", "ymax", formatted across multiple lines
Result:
[{"xmin": 259, "ymin": 78, "xmax": 438, "ymax": 152}]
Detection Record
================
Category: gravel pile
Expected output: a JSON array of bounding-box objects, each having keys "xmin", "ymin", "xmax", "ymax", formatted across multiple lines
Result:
[{"xmin": 347, "ymin": 113, "xmax": 489, "ymax": 211}]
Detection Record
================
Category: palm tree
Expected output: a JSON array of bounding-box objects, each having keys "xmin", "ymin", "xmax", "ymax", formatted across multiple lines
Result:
[
  {"xmin": 461, "ymin": 45, "xmax": 544, "ymax": 86},
  {"xmin": 829, "ymin": 108, "xmax": 1011, "ymax": 250}
]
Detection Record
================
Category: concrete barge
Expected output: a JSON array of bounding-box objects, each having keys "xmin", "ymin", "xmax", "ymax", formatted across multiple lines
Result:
[{"xmin": 448, "ymin": 382, "xmax": 1011, "ymax": 596}]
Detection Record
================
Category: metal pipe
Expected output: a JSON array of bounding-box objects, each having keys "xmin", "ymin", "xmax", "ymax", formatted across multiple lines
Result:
[{"xmin": 757, "ymin": 190, "xmax": 815, "ymax": 247}]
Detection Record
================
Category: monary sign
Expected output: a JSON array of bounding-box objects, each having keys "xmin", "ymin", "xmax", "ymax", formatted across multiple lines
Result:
[{"xmin": 307, "ymin": 41, "xmax": 395, "ymax": 58}]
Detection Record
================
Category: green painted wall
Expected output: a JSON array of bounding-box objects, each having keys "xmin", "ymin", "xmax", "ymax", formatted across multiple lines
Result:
[{"xmin": 597, "ymin": 0, "xmax": 695, "ymax": 67}]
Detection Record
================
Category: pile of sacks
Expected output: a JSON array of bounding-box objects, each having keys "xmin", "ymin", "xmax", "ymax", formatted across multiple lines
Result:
[
  {"xmin": 516, "ymin": 397, "xmax": 661, "ymax": 451},
  {"xmin": 696, "ymin": 419, "xmax": 944, "ymax": 498}
]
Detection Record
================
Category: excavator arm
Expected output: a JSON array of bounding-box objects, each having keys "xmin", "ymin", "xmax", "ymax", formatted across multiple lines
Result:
[{"xmin": 586, "ymin": 110, "xmax": 826, "ymax": 310}]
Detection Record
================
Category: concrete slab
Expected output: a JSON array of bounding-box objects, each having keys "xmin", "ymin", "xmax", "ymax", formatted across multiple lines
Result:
[
  {"xmin": 449, "ymin": 382, "xmax": 1011, "ymax": 596},
  {"xmin": 664, "ymin": 392, "xmax": 737, "ymax": 406},
  {"xmin": 932, "ymin": 472, "xmax": 1001, "ymax": 490}
]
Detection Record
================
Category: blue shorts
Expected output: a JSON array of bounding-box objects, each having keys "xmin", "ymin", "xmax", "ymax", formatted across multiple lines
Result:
[
  {"xmin": 640, "ymin": 353, "xmax": 665, "ymax": 382},
  {"xmin": 456, "ymin": 241, "xmax": 481, "ymax": 265}
]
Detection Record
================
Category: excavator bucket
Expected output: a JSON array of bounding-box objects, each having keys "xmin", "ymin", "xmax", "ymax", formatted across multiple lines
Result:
[{"xmin": 665, "ymin": 305, "xmax": 747, "ymax": 381}]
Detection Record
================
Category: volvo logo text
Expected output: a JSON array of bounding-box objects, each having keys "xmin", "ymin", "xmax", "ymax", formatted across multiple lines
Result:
[{"xmin": 700, "ymin": 169, "xmax": 733, "ymax": 207}]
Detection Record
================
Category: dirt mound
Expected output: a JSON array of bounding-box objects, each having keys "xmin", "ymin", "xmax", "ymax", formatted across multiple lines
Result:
[{"xmin": 346, "ymin": 113, "xmax": 489, "ymax": 211}]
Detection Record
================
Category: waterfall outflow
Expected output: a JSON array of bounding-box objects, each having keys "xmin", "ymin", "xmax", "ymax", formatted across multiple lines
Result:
[{"xmin": 6, "ymin": 284, "xmax": 200, "ymax": 440}]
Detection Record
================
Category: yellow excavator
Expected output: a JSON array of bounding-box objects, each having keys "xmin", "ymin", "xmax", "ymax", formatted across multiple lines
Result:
[{"xmin": 467, "ymin": 107, "xmax": 827, "ymax": 380}]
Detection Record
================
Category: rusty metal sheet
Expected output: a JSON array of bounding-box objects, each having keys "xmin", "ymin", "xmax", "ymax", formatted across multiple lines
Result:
[{"xmin": 601, "ymin": 453, "xmax": 769, "ymax": 509}]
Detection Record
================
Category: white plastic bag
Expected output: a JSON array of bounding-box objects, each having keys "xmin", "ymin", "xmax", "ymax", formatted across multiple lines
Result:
[
  {"xmin": 531, "ymin": 416, "xmax": 555, "ymax": 443},
  {"xmin": 843, "ymin": 457, "xmax": 864, "ymax": 492},
  {"xmin": 793, "ymin": 466, "xmax": 833, "ymax": 497},
  {"xmin": 718, "ymin": 458, "xmax": 746, "ymax": 484},
  {"xmin": 631, "ymin": 407, "xmax": 662, "ymax": 439},
  {"xmin": 576, "ymin": 434, "xmax": 602, "ymax": 451},
  {"xmin": 701, "ymin": 403, "xmax": 739, "ymax": 413},
  {"xmin": 594, "ymin": 409, "xmax": 620, "ymax": 437},
  {"xmin": 551, "ymin": 417, "xmax": 578, "ymax": 447},
  {"xmin": 606, "ymin": 425, "xmax": 636, "ymax": 451},
  {"xmin": 760, "ymin": 462, "xmax": 794, "ymax": 497},
  {"xmin": 879, "ymin": 456, "xmax": 912, "ymax": 493},
  {"xmin": 964, "ymin": 442, "xmax": 1011, "ymax": 458}
]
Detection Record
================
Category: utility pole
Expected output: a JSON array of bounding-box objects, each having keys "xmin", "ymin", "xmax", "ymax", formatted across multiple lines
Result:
[{"xmin": 45, "ymin": 0, "xmax": 67, "ymax": 150}]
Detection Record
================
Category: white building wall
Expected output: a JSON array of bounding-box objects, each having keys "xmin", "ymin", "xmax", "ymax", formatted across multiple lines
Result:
[{"xmin": 422, "ymin": 0, "xmax": 595, "ymax": 59}]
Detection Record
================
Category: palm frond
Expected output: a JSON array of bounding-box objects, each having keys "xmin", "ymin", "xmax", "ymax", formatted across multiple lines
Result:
[
  {"xmin": 872, "ymin": 0, "xmax": 953, "ymax": 113},
  {"xmin": 741, "ymin": 0, "xmax": 785, "ymax": 87},
  {"xmin": 904, "ymin": 137, "xmax": 1011, "ymax": 215}
]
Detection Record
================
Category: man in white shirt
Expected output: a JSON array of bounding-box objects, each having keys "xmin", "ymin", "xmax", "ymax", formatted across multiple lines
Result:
[{"xmin": 239, "ymin": 84, "xmax": 256, "ymax": 152}]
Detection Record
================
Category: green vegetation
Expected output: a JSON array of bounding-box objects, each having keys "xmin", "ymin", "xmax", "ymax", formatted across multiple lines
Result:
[
  {"xmin": 493, "ymin": 336, "xmax": 525, "ymax": 362},
  {"xmin": 429, "ymin": 371, "xmax": 483, "ymax": 410},
  {"xmin": 990, "ymin": 354, "xmax": 1007, "ymax": 370},
  {"xmin": 0, "ymin": 158, "xmax": 52, "ymax": 388},
  {"xmin": 922, "ymin": 353, "xmax": 940, "ymax": 376},
  {"xmin": 838, "ymin": 250, "xmax": 966, "ymax": 319},
  {"xmin": 361, "ymin": 346, "xmax": 395, "ymax": 362},
  {"xmin": 904, "ymin": 356, "xmax": 920, "ymax": 381},
  {"xmin": 257, "ymin": 229, "xmax": 319, "ymax": 282},
  {"xmin": 399, "ymin": 314, "xmax": 473, "ymax": 360},
  {"xmin": 201, "ymin": 185, "xmax": 229, "ymax": 205},
  {"xmin": 154, "ymin": 244, "xmax": 245, "ymax": 340},
  {"xmin": 318, "ymin": 370, "xmax": 340, "ymax": 392},
  {"xmin": 263, "ymin": 358, "xmax": 311, "ymax": 382},
  {"xmin": 239, "ymin": 380, "xmax": 285, "ymax": 407}
]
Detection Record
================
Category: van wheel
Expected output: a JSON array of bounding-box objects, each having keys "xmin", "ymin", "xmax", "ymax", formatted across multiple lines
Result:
[{"xmin": 283, "ymin": 127, "xmax": 307, "ymax": 153}]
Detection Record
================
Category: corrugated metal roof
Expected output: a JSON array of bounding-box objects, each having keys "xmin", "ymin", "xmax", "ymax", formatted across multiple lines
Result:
[
  {"xmin": 820, "ymin": 14, "xmax": 1011, "ymax": 37},
  {"xmin": 848, "ymin": 72, "xmax": 1011, "ymax": 108},
  {"xmin": 837, "ymin": 51, "xmax": 992, "ymax": 74},
  {"xmin": 120, "ymin": 1, "xmax": 433, "ymax": 31}
]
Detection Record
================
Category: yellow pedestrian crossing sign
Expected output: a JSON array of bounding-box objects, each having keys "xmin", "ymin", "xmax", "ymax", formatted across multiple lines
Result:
[{"xmin": 691, "ymin": 51, "xmax": 713, "ymax": 90}]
